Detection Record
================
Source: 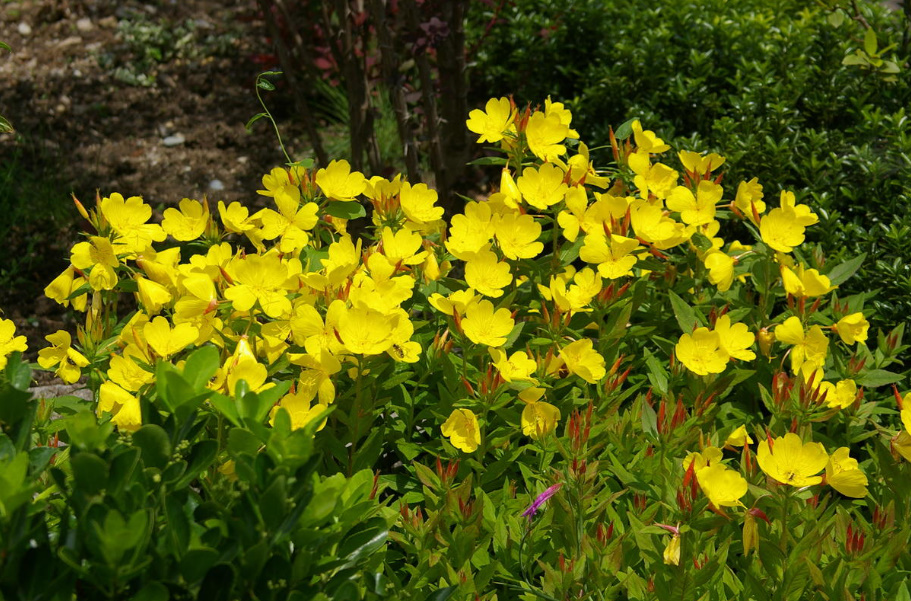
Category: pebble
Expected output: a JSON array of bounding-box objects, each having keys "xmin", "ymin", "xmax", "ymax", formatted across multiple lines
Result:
[
  {"xmin": 209, "ymin": 179, "xmax": 225, "ymax": 191},
  {"xmin": 58, "ymin": 36, "xmax": 82, "ymax": 49},
  {"xmin": 162, "ymin": 134, "xmax": 186, "ymax": 147},
  {"xmin": 76, "ymin": 18, "xmax": 93, "ymax": 33},
  {"xmin": 17, "ymin": 21, "xmax": 31, "ymax": 36}
]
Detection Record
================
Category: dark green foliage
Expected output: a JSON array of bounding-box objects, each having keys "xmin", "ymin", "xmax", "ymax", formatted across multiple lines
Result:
[{"xmin": 468, "ymin": 0, "xmax": 911, "ymax": 328}]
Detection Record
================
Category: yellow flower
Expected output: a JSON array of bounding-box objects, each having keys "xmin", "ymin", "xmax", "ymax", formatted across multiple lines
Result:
[
  {"xmin": 774, "ymin": 317, "xmax": 829, "ymax": 373},
  {"xmin": 825, "ymin": 447, "xmax": 868, "ymax": 498},
  {"xmin": 780, "ymin": 264, "xmax": 835, "ymax": 298},
  {"xmin": 445, "ymin": 202, "xmax": 495, "ymax": 260},
  {"xmin": 663, "ymin": 534, "xmax": 681, "ymax": 566},
  {"xmin": 678, "ymin": 150, "xmax": 725, "ymax": 174},
  {"xmin": 144, "ymin": 317, "xmax": 198, "ymax": 359},
  {"xmin": 521, "ymin": 401, "xmax": 560, "ymax": 439},
  {"xmin": 270, "ymin": 390, "xmax": 328, "ymax": 431},
  {"xmin": 400, "ymin": 182, "xmax": 444, "ymax": 226},
  {"xmin": 37, "ymin": 330, "xmax": 89, "ymax": 384},
  {"xmin": 258, "ymin": 197, "xmax": 319, "ymax": 254},
  {"xmin": 135, "ymin": 276, "xmax": 172, "ymax": 315},
  {"xmin": 223, "ymin": 253, "xmax": 294, "ymax": 318},
  {"xmin": 524, "ymin": 111, "xmax": 569, "ymax": 161},
  {"xmin": 516, "ymin": 163, "xmax": 568, "ymax": 210},
  {"xmin": 70, "ymin": 236, "xmax": 120, "ymax": 291},
  {"xmin": 258, "ymin": 166, "xmax": 302, "ymax": 203},
  {"xmin": 218, "ymin": 201, "xmax": 257, "ymax": 234},
  {"xmin": 494, "ymin": 212, "xmax": 544, "ymax": 260},
  {"xmin": 631, "ymin": 120, "xmax": 670, "ymax": 154},
  {"xmin": 902, "ymin": 404, "xmax": 911, "ymax": 435},
  {"xmin": 628, "ymin": 152, "xmax": 678, "ymax": 200},
  {"xmin": 703, "ymin": 250, "xmax": 735, "ymax": 291},
  {"xmin": 100, "ymin": 193, "xmax": 166, "ymax": 253},
  {"xmin": 45, "ymin": 266, "xmax": 88, "ymax": 311},
  {"xmin": 461, "ymin": 300, "xmax": 514, "ymax": 347},
  {"xmin": 0, "ymin": 318, "xmax": 27, "ymax": 370},
  {"xmin": 315, "ymin": 159, "xmax": 367, "ymax": 201},
  {"xmin": 683, "ymin": 446, "xmax": 723, "ymax": 472},
  {"xmin": 381, "ymin": 227, "xmax": 427, "ymax": 266},
  {"xmin": 429, "ymin": 289, "xmax": 479, "ymax": 317},
  {"xmin": 629, "ymin": 200, "xmax": 691, "ymax": 249},
  {"xmin": 733, "ymin": 178, "xmax": 765, "ymax": 223},
  {"xmin": 666, "ymin": 181, "xmax": 723, "ymax": 226},
  {"xmin": 757, "ymin": 433, "xmax": 828, "ymax": 487},
  {"xmin": 162, "ymin": 198, "xmax": 209, "ymax": 241},
  {"xmin": 579, "ymin": 234, "xmax": 640, "ymax": 279},
  {"xmin": 465, "ymin": 249, "xmax": 512, "ymax": 298},
  {"xmin": 559, "ymin": 339, "xmax": 606, "ymax": 384},
  {"xmin": 466, "ymin": 97, "xmax": 514, "ymax": 144},
  {"xmin": 490, "ymin": 348, "xmax": 537, "ymax": 383},
  {"xmin": 834, "ymin": 313, "xmax": 869, "ymax": 345},
  {"xmin": 675, "ymin": 328, "xmax": 729, "ymax": 376},
  {"xmin": 714, "ymin": 315, "xmax": 756, "ymax": 361},
  {"xmin": 108, "ymin": 352, "xmax": 153, "ymax": 392},
  {"xmin": 441, "ymin": 408, "xmax": 481, "ymax": 452},
  {"xmin": 337, "ymin": 304, "xmax": 397, "ymax": 355},
  {"xmin": 725, "ymin": 425, "xmax": 754, "ymax": 447},
  {"xmin": 697, "ymin": 463, "xmax": 748, "ymax": 508},
  {"xmin": 98, "ymin": 381, "xmax": 142, "ymax": 431},
  {"xmin": 820, "ymin": 379, "xmax": 857, "ymax": 410}
]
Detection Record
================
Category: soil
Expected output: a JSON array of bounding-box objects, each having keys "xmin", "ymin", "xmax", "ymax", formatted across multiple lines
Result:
[{"xmin": 0, "ymin": 0, "xmax": 305, "ymax": 357}]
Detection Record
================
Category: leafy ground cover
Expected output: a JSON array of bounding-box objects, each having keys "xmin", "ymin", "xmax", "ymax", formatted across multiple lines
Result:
[{"xmin": 0, "ymin": 95, "xmax": 909, "ymax": 600}]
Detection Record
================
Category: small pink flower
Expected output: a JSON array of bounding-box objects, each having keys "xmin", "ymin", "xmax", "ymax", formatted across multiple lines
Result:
[{"xmin": 522, "ymin": 483, "xmax": 562, "ymax": 519}]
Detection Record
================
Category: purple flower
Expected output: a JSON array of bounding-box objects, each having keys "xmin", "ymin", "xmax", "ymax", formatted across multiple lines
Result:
[{"xmin": 522, "ymin": 483, "xmax": 562, "ymax": 519}]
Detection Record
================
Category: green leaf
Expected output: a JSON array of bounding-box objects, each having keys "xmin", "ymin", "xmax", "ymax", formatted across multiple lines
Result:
[
  {"xmin": 132, "ymin": 424, "xmax": 172, "ymax": 469},
  {"xmin": 827, "ymin": 10, "xmax": 845, "ymax": 27},
  {"xmin": 826, "ymin": 253, "xmax": 865, "ymax": 286},
  {"xmin": 857, "ymin": 369, "xmax": 904, "ymax": 388},
  {"xmin": 182, "ymin": 345, "xmax": 220, "ymax": 390},
  {"xmin": 0, "ymin": 115, "xmax": 12, "ymax": 134},
  {"xmin": 131, "ymin": 582, "xmax": 169, "ymax": 601},
  {"xmin": 668, "ymin": 290, "xmax": 698, "ymax": 332},
  {"xmin": 324, "ymin": 200, "xmax": 367, "ymax": 220},
  {"xmin": 864, "ymin": 28, "xmax": 878, "ymax": 56},
  {"xmin": 244, "ymin": 112, "xmax": 269, "ymax": 132},
  {"xmin": 466, "ymin": 155, "xmax": 508, "ymax": 166},
  {"xmin": 0, "ymin": 41, "xmax": 11, "ymax": 53},
  {"xmin": 71, "ymin": 452, "xmax": 109, "ymax": 496},
  {"xmin": 425, "ymin": 586, "xmax": 458, "ymax": 601},
  {"xmin": 174, "ymin": 440, "xmax": 218, "ymax": 489},
  {"xmin": 256, "ymin": 79, "xmax": 276, "ymax": 91},
  {"xmin": 643, "ymin": 348, "xmax": 668, "ymax": 395},
  {"xmin": 614, "ymin": 117, "xmax": 638, "ymax": 140},
  {"xmin": 181, "ymin": 548, "xmax": 219, "ymax": 584}
]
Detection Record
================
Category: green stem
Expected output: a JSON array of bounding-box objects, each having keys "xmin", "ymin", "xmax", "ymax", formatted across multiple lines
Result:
[{"xmin": 780, "ymin": 487, "xmax": 790, "ymax": 551}]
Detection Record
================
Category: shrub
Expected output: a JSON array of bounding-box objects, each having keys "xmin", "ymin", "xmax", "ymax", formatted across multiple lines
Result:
[
  {"xmin": 467, "ymin": 0, "xmax": 911, "ymax": 330},
  {"xmin": 1, "ymin": 97, "xmax": 909, "ymax": 599}
]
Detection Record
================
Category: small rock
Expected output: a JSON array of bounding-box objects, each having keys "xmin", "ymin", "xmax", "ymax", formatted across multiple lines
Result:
[
  {"xmin": 57, "ymin": 35, "xmax": 82, "ymax": 49},
  {"xmin": 209, "ymin": 179, "xmax": 225, "ymax": 191},
  {"xmin": 72, "ymin": 68, "xmax": 82, "ymax": 78},
  {"xmin": 98, "ymin": 16, "xmax": 117, "ymax": 29},
  {"xmin": 17, "ymin": 21, "xmax": 31, "ymax": 36},
  {"xmin": 162, "ymin": 134, "xmax": 186, "ymax": 147},
  {"xmin": 76, "ymin": 17, "xmax": 93, "ymax": 33}
]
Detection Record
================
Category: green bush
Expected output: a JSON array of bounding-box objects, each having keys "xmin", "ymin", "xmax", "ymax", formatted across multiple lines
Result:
[{"xmin": 468, "ymin": 0, "xmax": 911, "ymax": 328}]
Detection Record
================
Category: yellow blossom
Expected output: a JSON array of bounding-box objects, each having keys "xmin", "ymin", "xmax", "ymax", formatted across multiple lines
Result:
[
  {"xmin": 100, "ymin": 193, "xmax": 166, "ymax": 253},
  {"xmin": 781, "ymin": 264, "xmax": 835, "ymax": 298},
  {"xmin": 162, "ymin": 198, "xmax": 209, "ymax": 241},
  {"xmin": 516, "ymin": 163, "xmax": 568, "ymax": 210},
  {"xmin": 144, "ymin": 317, "xmax": 198, "ymax": 359},
  {"xmin": 0, "ymin": 319, "xmax": 27, "ymax": 370},
  {"xmin": 835, "ymin": 313, "xmax": 869, "ymax": 345},
  {"xmin": 704, "ymin": 250, "xmax": 735, "ymax": 291},
  {"xmin": 525, "ymin": 111, "xmax": 569, "ymax": 160},
  {"xmin": 521, "ymin": 401, "xmax": 560, "ymax": 439},
  {"xmin": 697, "ymin": 463, "xmax": 748, "ymax": 507},
  {"xmin": 774, "ymin": 317, "xmax": 829, "ymax": 373},
  {"xmin": 490, "ymin": 348, "xmax": 537, "ymax": 383},
  {"xmin": 98, "ymin": 381, "xmax": 142, "ymax": 431},
  {"xmin": 441, "ymin": 408, "xmax": 481, "ymax": 452},
  {"xmin": 725, "ymin": 425, "xmax": 754, "ymax": 447},
  {"xmin": 37, "ymin": 330, "xmax": 89, "ymax": 384},
  {"xmin": 631, "ymin": 120, "xmax": 670, "ymax": 154},
  {"xmin": 400, "ymin": 182, "xmax": 444, "ymax": 226},
  {"xmin": 825, "ymin": 447, "xmax": 868, "ymax": 498},
  {"xmin": 315, "ymin": 159, "xmax": 367, "ymax": 201},
  {"xmin": 461, "ymin": 300, "xmax": 514, "ymax": 347},
  {"xmin": 579, "ymin": 234, "xmax": 639, "ymax": 279},
  {"xmin": 666, "ymin": 181, "xmax": 723, "ymax": 226},
  {"xmin": 465, "ymin": 250, "xmax": 512, "ymax": 298},
  {"xmin": 734, "ymin": 178, "xmax": 765, "ymax": 223},
  {"xmin": 70, "ymin": 236, "xmax": 120, "ymax": 291},
  {"xmin": 44, "ymin": 266, "xmax": 89, "ymax": 311},
  {"xmin": 757, "ymin": 432, "xmax": 828, "ymax": 487},
  {"xmin": 676, "ymin": 328, "xmax": 729, "ymax": 375},
  {"xmin": 559, "ymin": 339, "xmax": 606, "ymax": 383},
  {"xmin": 466, "ymin": 97, "xmax": 514, "ymax": 144},
  {"xmin": 714, "ymin": 315, "xmax": 756, "ymax": 361}
]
